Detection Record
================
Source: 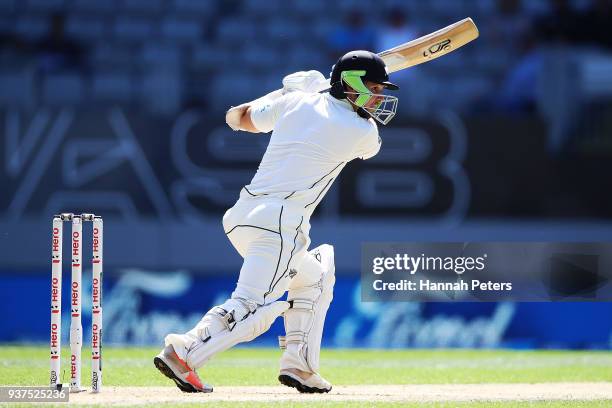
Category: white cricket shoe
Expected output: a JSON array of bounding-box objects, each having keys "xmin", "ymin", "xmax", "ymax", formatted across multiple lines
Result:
[{"xmin": 278, "ymin": 369, "xmax": 332, "ymax": 393}]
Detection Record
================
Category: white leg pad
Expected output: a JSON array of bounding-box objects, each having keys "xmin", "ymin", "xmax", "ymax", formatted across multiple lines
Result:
[
  {"xmin": 182, "ymin": 300, "xmax": 288, "ymax": 369},
  {"xmin": 279, "ymin": 244, "xmax": 335, "ymax": 373},
  {"xmin": 165, "ymin": 297, "xmax": 256, "ymax": 361},
  {"xmin": 188, "ymin": 298, "xmax": 256, "ymax": 343}
]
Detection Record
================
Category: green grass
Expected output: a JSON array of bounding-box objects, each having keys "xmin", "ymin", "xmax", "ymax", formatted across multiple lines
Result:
[
  {"xmin": 0, "ymin": 346, "xmax": 610, "ymax": 407},
  {"xmin": 1, "ymin": 346, "xmax": 610, "ymax": 386}
]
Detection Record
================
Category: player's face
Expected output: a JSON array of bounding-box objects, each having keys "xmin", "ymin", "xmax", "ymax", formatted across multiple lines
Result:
[{"xmin": 363, "ymin": 81, "xmax": 386, "ymax": 109}]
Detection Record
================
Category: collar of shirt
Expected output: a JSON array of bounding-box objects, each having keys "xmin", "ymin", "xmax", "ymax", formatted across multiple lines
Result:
[{"xmin": 325, "ymin": 93, "xmax": 354, "ymax": 112}]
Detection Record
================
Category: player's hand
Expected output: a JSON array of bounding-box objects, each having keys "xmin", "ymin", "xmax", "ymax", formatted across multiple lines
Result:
[{"xmin": 282, "ymin": 70, "xmax": 329, "ymax": 93}]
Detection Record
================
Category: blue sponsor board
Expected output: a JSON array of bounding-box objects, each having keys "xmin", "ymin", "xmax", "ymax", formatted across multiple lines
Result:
[{"xmin": 2, "ymin": 269, "xmax": 611, "ymax": 349}]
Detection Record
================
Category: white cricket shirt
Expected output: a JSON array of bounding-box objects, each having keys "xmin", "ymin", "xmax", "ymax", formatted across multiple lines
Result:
[{"xmin": 244, "ymin": 91, "xmax": 381, "ymax": 217}]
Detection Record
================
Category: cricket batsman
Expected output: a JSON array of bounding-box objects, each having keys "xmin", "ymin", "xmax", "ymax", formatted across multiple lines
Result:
[{"xmin": 154, "ymin": 50, "xmax": 399, "ymax": 393}]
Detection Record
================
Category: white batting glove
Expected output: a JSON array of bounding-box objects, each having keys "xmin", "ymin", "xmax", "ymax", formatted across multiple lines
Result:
[
  {"xmin": 225, "ymin": 103, "xmax": 248, "ymax": 131},
  {"xmin": 282, "ymin": 70, "xmax": 329, "ymax": 93}
]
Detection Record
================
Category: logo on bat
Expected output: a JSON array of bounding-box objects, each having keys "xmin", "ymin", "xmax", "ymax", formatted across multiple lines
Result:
[{"xmin": 422, "ymin": 39, "xmax": 452, "ymax": 58}]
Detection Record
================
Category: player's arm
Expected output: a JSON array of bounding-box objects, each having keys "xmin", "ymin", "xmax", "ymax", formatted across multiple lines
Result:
[
  {"xmin": 225, "ymin": 104, "xmax": 260, "ymax": 133},
  {"xmin": 242, "ymin": 106, "xmax": 259, "ymax": 132},
  {"xmin": 225, "ymin": 85, "xmax": 282, "ymax": 134},
  {"xmin": 225, "ymin": 70, "xmax": 325, "ymax": 133},
  {"xmin": 226, "ymin": 91, "xmax": 302, "ymax": 134},
  {"xmin": 225, "ymin": 98, "xmax": 280, "ymax": 134}
]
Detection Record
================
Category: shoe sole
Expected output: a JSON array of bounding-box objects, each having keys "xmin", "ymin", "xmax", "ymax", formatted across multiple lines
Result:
[
  {"xmin": 154, "ymin": 356, "xmax": 207, "ymax": 393},
  {"xmin": 278, "ymin": 374, "xmax": 331, "ymax": 394}
]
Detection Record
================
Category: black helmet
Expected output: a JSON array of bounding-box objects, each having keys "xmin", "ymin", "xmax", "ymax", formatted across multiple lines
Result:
[
  {"xmin": 330, "ymin": 50, "xmax": 398, "ymax": 99},
  {"xmin": 329, "ymin": 50, "xmax": 399, "ymax": 125}
]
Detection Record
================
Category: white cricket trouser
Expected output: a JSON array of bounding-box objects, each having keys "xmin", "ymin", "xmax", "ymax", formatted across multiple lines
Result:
[
  {"xmin": 222, "ymin": 194, "xmax": 314, "ymax": 305},
  {"xmin": 173, "ymin": 192, "xmax": 329, "ymax": 371}
]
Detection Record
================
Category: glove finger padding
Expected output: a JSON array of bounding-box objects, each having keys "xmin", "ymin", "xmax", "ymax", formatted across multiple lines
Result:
[{"xmin": 282, "ymin": 70, "xmax": 329, "ymax": 93}]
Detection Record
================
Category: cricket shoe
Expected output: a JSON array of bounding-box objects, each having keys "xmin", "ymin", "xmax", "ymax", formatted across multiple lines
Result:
[
  {"xmin": 154, "ymin": 344, "xmax": 213, "ymax": 393},
  {"xmin": 278, "ymin": 369, "xmax": 332, "ymax": 393}
]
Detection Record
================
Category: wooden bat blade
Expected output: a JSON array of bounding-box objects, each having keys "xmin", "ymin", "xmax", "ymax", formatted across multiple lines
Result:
[{"xmin": 379, "ymin": 17, "xmax": 479, "ymax": 73}]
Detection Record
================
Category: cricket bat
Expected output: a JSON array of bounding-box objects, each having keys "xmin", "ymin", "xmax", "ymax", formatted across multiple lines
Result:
[
  {"xmin": 302, "ymin": 18, "xmax": 479, "ymax": 93},
  {"xmin": 378, "ymin": 17, "xmax": 478, "ymax": 73},
  {"xmin": 227, "ymin": 18, "xmax": 478, "ymax": 128},
  {"xmin": 379, "ymin": 17, "xmax": 479, "ymax": 74}
]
